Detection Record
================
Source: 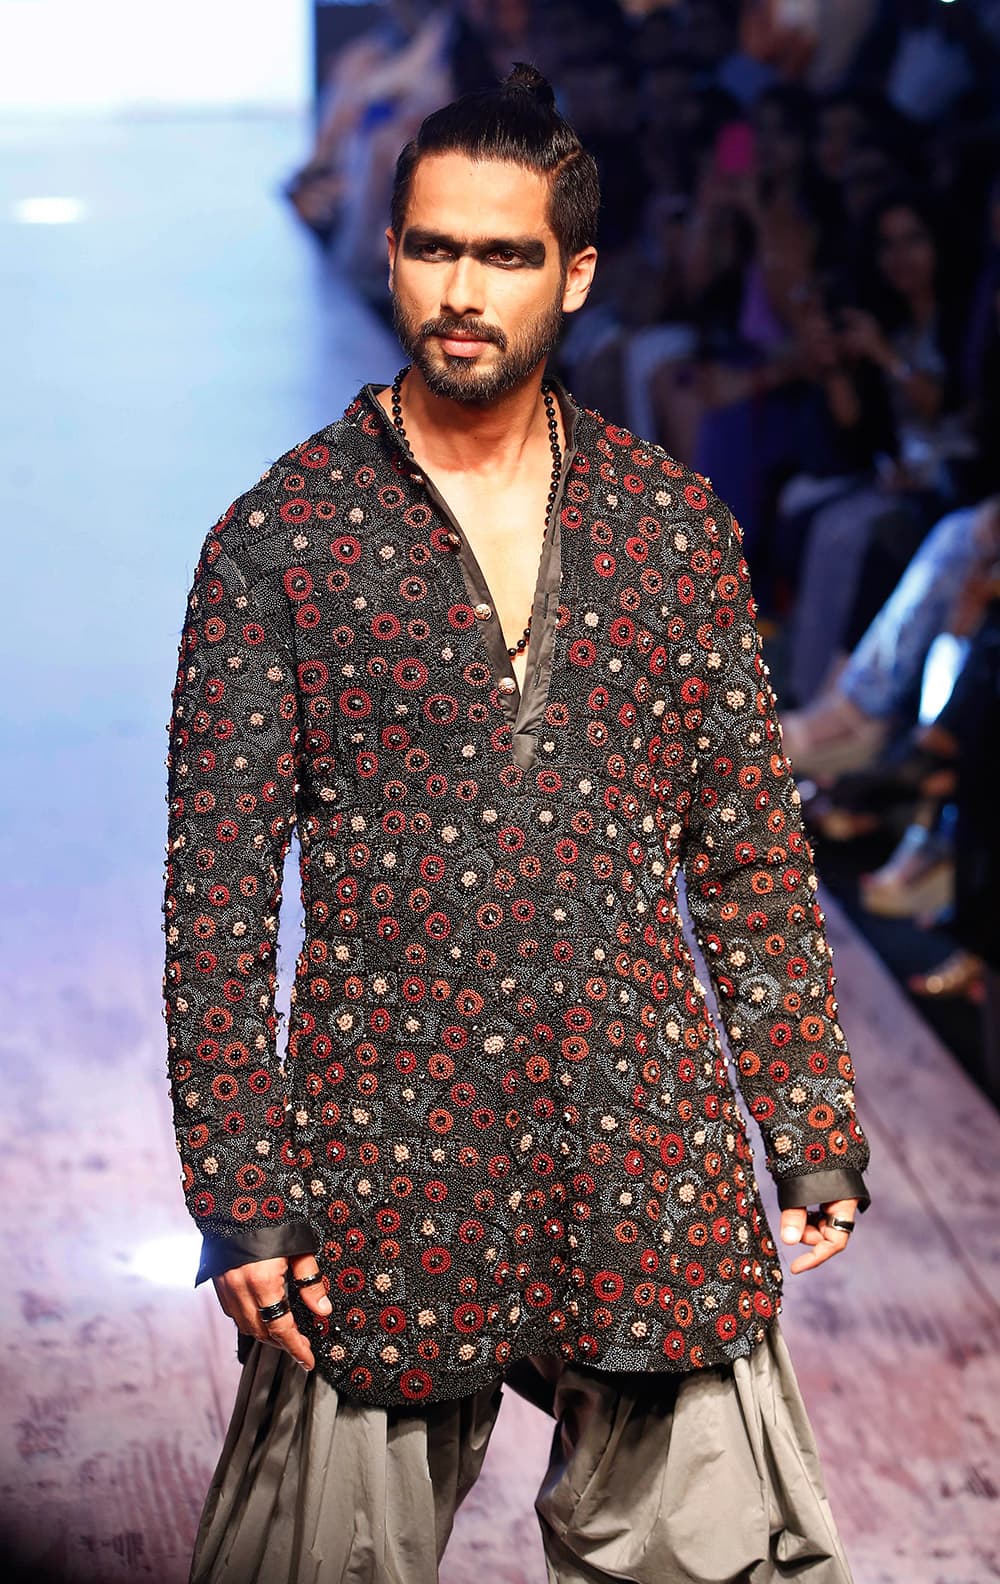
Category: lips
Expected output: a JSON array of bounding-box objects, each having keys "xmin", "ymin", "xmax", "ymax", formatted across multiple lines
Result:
[{"xmin": 437, "ymin": 334, "xmax": 492, "ymax": 358}]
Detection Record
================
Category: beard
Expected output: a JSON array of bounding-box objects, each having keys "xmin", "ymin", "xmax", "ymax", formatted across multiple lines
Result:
[{"xmin": 390, "ymin": 283, "xmax": 565, "ymax": 404}]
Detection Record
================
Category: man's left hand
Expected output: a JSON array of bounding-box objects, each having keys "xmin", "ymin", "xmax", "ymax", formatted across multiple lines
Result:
[{"xmin": 780, "ymin": 1198, "xmax": 859, "ymax": 1274}]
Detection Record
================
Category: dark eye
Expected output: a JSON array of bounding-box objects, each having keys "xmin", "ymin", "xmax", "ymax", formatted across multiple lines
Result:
[{"xmin": 490, "ymin": 248, "xmax": 521, "ymax": 265}]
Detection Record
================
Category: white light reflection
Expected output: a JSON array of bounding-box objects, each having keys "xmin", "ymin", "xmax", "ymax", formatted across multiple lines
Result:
[
  {"xmin": 13, "ymin": 197, "xmax": 87, "ymax": 225},
  {"xmin": 128, "ymin": 1231, "xmax": 202, "ymax": 1288},
  {"xmin": 918, "ymin": 633, "xmax": 968, "ymax": 725}
]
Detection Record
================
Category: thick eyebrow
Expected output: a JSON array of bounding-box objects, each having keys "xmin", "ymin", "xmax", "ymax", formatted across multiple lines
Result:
[{"xmin": 401, "ymin": 228, "xmax": 547, "ymax": 267}]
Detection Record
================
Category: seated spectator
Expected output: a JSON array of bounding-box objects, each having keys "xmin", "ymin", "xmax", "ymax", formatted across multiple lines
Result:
[
  {"xmin": 836, "ymin": 570, "xmax": 1000, "ymax": 1025},
  {"xmin": 785, "ymin": 190, "xmax": 975, "ymax": 703},
  {"xmin": 284, "ymin": 1, "xmax": 453, "ymax": 247},
  {"xmin": 651, "ymin": 100, "xmax": 899, "ymax": 569},
  {"xmin": 781, "ymin": 496, "xmax": 1000, "ymax": 778},
  {"xmin": 552, "ymin": 35, "xmax": 724, "ymax": 442},
  {"xmin": 783, "ymin": 262, "xmax": 1000, "ymax": 773},
  {"xmin": 284, "ymin": 0, "xmax": 528, "ymax": 299},
  {"xmin": 938, "ymin": 591, "xmax": 1000, "ymax": 1024}
]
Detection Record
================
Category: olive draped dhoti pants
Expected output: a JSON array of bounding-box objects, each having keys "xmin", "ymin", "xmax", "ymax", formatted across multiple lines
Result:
[{"xmin": 188, "ymin": 1320, "xmax": 854, "ymax": 1584}]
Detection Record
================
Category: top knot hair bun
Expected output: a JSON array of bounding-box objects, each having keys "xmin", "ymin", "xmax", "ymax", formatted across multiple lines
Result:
[
  {"xmin": 391, "ymin": 59, "xmax": 600, "ymax": 264},
  {"xmin": 503, "ymin": 63, "xmax": 557, "ymax": 110}
]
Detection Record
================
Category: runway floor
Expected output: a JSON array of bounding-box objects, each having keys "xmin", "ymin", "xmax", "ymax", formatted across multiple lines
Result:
[{"xmin": 2, "ymin": 111, "xmax": 998, "ymax": 1584}]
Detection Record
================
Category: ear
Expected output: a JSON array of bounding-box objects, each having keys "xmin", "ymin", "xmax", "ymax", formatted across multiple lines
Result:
[
  {"xmin": 385, "ymin": 227, "xmax": 398, "ymax": 290},
  {"xmin": 561, "ymin": 246, "xmax": 598, "ymax": 316}
]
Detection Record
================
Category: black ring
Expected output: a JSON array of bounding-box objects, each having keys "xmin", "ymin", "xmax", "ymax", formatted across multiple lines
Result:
[
  {"xmin": 829, "ymin": 1217, "xmax": 856, "ymax": 1234},
  {"xmin": 258, "ymin": 1297, "xmax": 292, "ymax": 1323},
  {"xmin": 292, "ymin": 1272, "xmax": 324, "ymax": 1290}
]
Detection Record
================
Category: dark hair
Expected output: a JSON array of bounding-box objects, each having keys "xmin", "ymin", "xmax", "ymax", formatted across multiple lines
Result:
[
  {"xmin": 755, "ymin": 82, "xmax": 816, "ymax": 137},
  {"xmin": 390, "ymin": 63, "xmax": 601, "ymax": 268},
  {"xmin": 856, "ymin": 188, "xmax": 944, "ymax": 330},
  {"xmin": 855, "ymin": 187, "xmax": 969, "ymax": 409}
]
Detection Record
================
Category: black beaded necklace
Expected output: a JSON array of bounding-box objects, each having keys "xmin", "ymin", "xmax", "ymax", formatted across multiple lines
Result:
[{"xmin": 390, "ymin": 364, "xmax": 563, "ymax": 659}]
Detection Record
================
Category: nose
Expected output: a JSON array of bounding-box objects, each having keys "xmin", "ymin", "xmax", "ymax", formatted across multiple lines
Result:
[{"xmin": 440, "ymin": 254, "xmax": 486, "ymax": 320}]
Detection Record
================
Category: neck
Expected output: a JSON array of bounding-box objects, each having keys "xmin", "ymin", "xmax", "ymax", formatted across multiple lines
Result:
[
  {"xmin": 906, "ymin": 285, "xmax": 935, "ymax": 327},
  {"xmin": 378, "ymin": 363, "xmax": 559, "ymax": 480}
]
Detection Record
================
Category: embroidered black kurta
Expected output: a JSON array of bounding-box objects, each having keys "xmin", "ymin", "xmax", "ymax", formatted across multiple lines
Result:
[{"xmin": 163, "ymin": 380, "xmax": 871, "ymax": 1407}]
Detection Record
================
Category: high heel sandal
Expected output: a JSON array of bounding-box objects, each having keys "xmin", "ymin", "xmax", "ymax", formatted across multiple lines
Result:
[
  {"xmin": 908, "ymin": 949, "xmax": 985, "ymax": 1002},
  {"xmin": 859, "ymin": 810, "xmax": 955, "ymax": 919}
]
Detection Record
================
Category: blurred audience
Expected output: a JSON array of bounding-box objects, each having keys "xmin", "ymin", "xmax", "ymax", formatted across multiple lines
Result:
[
  {"xmin": 284, "ymin": 0, "xmax": 1000, "ymax": 1097},
  {"xmin": 285, "ymin": 0, "xmax": 531, "ymax": 299}
]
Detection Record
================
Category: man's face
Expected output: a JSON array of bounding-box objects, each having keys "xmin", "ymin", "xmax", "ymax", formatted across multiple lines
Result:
[{"xmin": 387, "ymin": 152, "xmax": 593, "ymax": 405}]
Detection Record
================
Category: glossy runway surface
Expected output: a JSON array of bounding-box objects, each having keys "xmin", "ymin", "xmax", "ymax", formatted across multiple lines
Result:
[{"xmin": 1, "ymin": 113, "xmax": 998, "ymax": 1583}]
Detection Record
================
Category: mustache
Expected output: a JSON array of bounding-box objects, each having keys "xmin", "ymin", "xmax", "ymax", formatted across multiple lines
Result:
[{"xmin": 420, "ymin": 316, "xmax": 507, "ymax": 351}]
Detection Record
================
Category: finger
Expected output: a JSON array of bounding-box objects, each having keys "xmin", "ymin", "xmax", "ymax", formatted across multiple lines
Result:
[
  {"xmin": 785, "ymin": 1199, "xmax": 858, "ymax": 1271},
  {"xmin": 823, "ymin": 1198, "xmax": 860, "ymax": 1223},
  {"xmin": 212, "ymin": 1272, "xmax": 258, "ymax": 1334},
  {"xmin": 789, "ymin": 1210, "xmax": 854, "ymax": 1272},
  {"xmin": 789, "ymin": 1232, "xmax": 849, "ymax": 1274},
  {"xmin": 780, "ymin": 1207, "xmax": 807, "ymax": 1245},
  {"xmin": 229, "ymin": 1260, "xmax": 297, "ymax": 1349},
  {"xmin": 809, "ymin": 1218, "xmax": 852, "ymax": 1251},
  {"xmin": 288, "ymin": 1254, "xmax": 334, "ymax": 1320},
  {"xmin": 817, "ymin": 1203, "xmax": 858, "ymax": 1250},
  {"xmin": 820, "ymin": 1216, "xmax": 852, "ymax": 1246},
  {"xmin": 817, "ymin": 1199, "xmax": 859, "ymax": 1243},
  {"xmin": 231, "ymin": 1264, "xmax": 316, "ymax": 1369},
  {"xmin": 258, "ymin": 1310, "xmax": 316, "ymax": 1371},
  {"xmin": 245, "ymin": 1292, "xmax": 316, "ymax": 1369}
]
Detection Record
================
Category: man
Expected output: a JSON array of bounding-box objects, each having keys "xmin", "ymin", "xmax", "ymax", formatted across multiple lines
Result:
[{"xmin": 164, "ymin": 63, "xmax": 871, "ymax": 1584}]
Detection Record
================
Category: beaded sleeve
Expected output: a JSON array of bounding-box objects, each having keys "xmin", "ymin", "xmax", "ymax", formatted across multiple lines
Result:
[
  {"xmin": 162, "ymin": 521, "xmax": 313, "ymax": 1253},
  {"xmin": 679, "ymin": 498, "xmax": 872, "ymax": 1206}
]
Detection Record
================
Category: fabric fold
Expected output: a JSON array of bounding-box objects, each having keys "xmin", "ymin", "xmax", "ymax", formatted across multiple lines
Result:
[
  {"xmin": 533, "ymin": 1320, "xmax": 853, "ymax": 1584},
  {"xmin": 189, "ymin": 1341, "xmax": 505, "ymax": 1584},
  {"xmin": 189, "ymin": 1322, "xmax": 853, "ymax": 1584}
]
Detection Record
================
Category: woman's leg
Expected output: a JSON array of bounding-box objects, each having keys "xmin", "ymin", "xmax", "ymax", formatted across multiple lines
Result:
[{"xmin": 840, "ymin": 503, "xmax": 981, "ymax": 719}]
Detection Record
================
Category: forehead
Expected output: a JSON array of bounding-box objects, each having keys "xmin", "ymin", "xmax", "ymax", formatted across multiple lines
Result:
[
  {"xmin": 404, "ymin": 153, "xmax": 555, "ymax": 242},
  {"xmin": 880, "ymin": 207, "xmax": 927, "ymax": 238}
]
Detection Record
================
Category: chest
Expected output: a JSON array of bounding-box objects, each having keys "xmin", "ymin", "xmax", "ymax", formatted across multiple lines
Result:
[
  {"xmin": 431, "ymin": 473, "xmax": 553, "ymax": 695},
  {"xmin": 291, "ymin": 411, "xmax": 711, "ymax": 804}
]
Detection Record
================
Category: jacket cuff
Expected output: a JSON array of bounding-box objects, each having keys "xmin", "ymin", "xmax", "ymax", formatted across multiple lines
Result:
[
  {"xmin": 194, "ymin": 1221, "xmax": 319, "ymax": 1286},
  {"xmin": 774, "ymin": 1167, "xmax": 871, "ymax": 1215}
]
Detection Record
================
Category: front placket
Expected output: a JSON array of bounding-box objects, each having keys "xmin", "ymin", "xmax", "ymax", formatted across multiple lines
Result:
[{"xmin": 365, "ymin": 382, "xmax": 580, "ymax": 771}]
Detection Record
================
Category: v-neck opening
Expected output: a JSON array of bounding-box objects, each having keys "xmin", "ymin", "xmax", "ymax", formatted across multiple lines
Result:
[{"xmin": 363, "ymin": 379, "xmax": 580, "ymax": 768}]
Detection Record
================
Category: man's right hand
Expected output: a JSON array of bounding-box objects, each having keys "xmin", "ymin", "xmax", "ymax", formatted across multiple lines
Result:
[{"xmin": 212, "ymin": 1254, "xmax": 333, "ymax": 1371}]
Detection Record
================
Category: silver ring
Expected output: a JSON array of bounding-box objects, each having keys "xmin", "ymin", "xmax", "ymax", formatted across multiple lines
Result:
[
  {"xmin": 292, "ymin": 1271, "xmax": 324, "ymax": 1290},
  {"xmin": 258, "ymin": 1297, "xmax": 292, "ymax": 1323}
]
